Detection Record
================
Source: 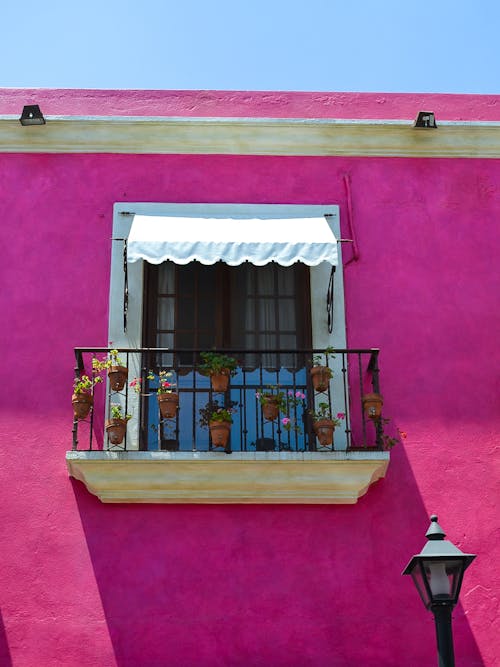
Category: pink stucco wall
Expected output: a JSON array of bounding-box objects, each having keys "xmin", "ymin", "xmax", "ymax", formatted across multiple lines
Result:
[
  {"xmin": 0, "ymin": 91, "xmax": 498, "ymax": 667},
  {"xmin": 1, "ymin": 87, "xmax": 500, "ymax": 120}
]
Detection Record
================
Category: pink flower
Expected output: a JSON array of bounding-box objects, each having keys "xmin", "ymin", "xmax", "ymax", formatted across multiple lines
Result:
[
  {"xmin": 282, "ymin": 417, "xmax": 290, "ymax": 425},
  {"xmin": 337, "ymin": 412, "xmax": 345, "ymax": 419},
  {"xmin": 296, "ymin": 391, "xmax": 305, "ymax": 399},
  {"xmin": 288, "ymin": 390, "xmax": 294, "ymax": 397},
  {"xmin": 255, "ymin": 392, "xmax": 261, "ymax": 399}
]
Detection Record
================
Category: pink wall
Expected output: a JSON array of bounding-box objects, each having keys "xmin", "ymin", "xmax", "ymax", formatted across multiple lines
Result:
[
  {"xmin": 2, "ymin": 87, "xmax": 500, "ymax": 120},
  {"xmin": 0, "ymin": 91, "xmax": 499, "ymax": 666}
]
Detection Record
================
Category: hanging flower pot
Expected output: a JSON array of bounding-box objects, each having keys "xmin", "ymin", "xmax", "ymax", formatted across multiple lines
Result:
[
  {"xmin": 362, "ymin": 393, "xmax": 384, "ymax": 420},
  {"xmin": 310, "ymin": 366, "xmax": 333, "ymax": 393},
  {"xmin": 209, "ymin": 420, "xmax": 231, "ymax": 447},
  {"xmin": 261, "ymin": 397, "xmax": 280, "ymax": 421},
  {"xmin": 72, "ymin": 392, "xmax": 93, "ymax": 420},
  {"xmin": 313, "ymin": 419, "xmax": 335, "ymax": 447},
  {"xmin": 105, "ymin": 418, "xmax": 128, "ymax": 445},
  {"xmin": 199, "ymin": 352, "xmax": 237, "ymax": 393},
  {"xmin": 108, "ymin": 365, "xmax": 128, "ymax": 392},
  {"xmin": 210, "ymin": 370, "xmax": 230, "ymax": 393},
  {"xmin": 157, "ymin": 392, "xmax": 179, "ymax": 419}
]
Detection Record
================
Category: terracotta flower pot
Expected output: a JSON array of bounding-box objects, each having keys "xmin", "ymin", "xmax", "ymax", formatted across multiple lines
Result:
[
  {"xmin": 209, "ymin": 420, "xmax": 231, "ymax": 447},
  {"xmin": 262, "ymin": 398, "xmax": 280, "ymax": 421},
  {"xmin": 362, "ymin": 393, "xmax": 384, "ymax": 420},
  {"xmin": 105, "ymin": 418, "xmax": 127, "ymax": 445},
  {"xmin": 72, "ymin": 392, "xmax": 93, "ymax": 420},
  {"xmin": 313, "ymin": 419, "xmax": 335, "ymax": 447},
  {"xmin": 157, "ymin": 392, "xmax": 179, "ymax": 419},
  {"xmin": 310, "ymin": 366, "xmax": 332, "ymax": 393},
  {"xmin": 108, "ymin": 365, "xmax": 128, "ymax": 392},
  {"xmin": 210, "ymin": 370, "xmax": 230, "ymax": 393}
]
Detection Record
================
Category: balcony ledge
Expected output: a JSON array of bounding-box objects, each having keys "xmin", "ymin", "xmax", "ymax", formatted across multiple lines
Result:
[{"xmin": 66, "ymin": 450, "xmax": 389, "ymax": 504}]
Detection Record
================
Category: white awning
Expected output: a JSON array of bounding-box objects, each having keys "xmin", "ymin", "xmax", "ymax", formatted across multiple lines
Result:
[{"xmin": 127, "ymin": 215, "xmax": 338, "ymax": 266}]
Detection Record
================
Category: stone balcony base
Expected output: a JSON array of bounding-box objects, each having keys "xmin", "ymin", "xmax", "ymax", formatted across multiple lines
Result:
[{"xmin": 66, "ymin": 450, "xmax": 390, "ymax": 504}]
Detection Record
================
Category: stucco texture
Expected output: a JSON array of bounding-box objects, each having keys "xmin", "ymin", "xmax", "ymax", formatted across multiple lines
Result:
[
  {"xmin": 0, "ymin": 91, "xmax": 498, "ymax": 667},
  {"xmin": 1, "ymin": 87, "xmax": 499, "ymax": 120}
]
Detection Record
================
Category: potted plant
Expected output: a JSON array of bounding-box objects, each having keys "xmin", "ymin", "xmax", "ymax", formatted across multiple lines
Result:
[
  {"xmin": 199, "ymin": 351, "xmax": 238, "ymax": 392},
  {"xmin": 72, "ymin": 374, "xmax": 102, "ymax": 419},
  {"xmin": 105, "ymin": 403, "xmax": 131, "ymax": 445},
  {"xmin": 256, "ymin": 387, "xmax": 306, "ymax": 423},
  {"xmin": 199, "ymin": 399, "xmax": 237, "ymax": 448},
  {"xmin": 255, "ymin": 388, "xmax": 286, "ymax": 421},
  {"xmin": 310, "ymin": 402, "xmax": 345, "ymax": 447},
  {"xmin": 362, "ymin": 392, "xmax": 384, "ymax": 420},
  {"xmin": 156, "ymin": 370, "xmax": 178, "ymax": 419},
  {"xmin": 310, "ymin": 347, "xmax": 335, "ymax": 392},
  {"xmin": 93, "ymin": 348, "xmax": 128, "ymax": 392},
  {"xmin": 129, "ymin": 370, "xmax": 179, "ymax": 419}
]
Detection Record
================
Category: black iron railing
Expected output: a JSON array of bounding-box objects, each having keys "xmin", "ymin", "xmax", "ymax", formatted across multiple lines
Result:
[{"xmin": 72, "ymin": 347, "xmax": 383, "ymax": 452}]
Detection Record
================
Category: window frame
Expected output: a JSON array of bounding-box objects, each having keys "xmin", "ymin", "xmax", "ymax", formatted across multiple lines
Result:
[{"xmin": 109, "ymin": 203, "xmax": 346, "ymax": 449}]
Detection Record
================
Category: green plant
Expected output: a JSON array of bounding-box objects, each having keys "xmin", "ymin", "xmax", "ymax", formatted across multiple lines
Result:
[
  {"xmin": 199, "ymin": 351, "xmax": 238, "ymax": 376},
  {"xmin": 130, "ymin": 370, "xmax": 175, "ymax": 395},
  {"xmin": 256, "ymin": 387, "xmax": 306, "ymax": 433},
  {"xmin": 255, "ymin": 387, "xmax": 287, "ymax": 411},
  {"xmin": 92, "ymin": 348, "xmax": 126, "ymax": 373},
  {"xmin": 157, "ymin": 370, "xmax": 176, "ymax": 394},
  {"xmin": 309, "ymin": 402, "xmax": 345, "ymax": 426},
  {"xmin": 199, "ymin": 400, "xmax": 238, "ymax": 427},
  {"xmin": 73, "ymin": 374, "xmax": 102, "ymax": 394},
  {"xmin": 256, "ymin": 387, "xmax": 306, "ymax": 410},
  {"xmin": 110, "ymin": 403, "xmax": 132, "ymax": 421},
  {"xmin": 379, "ymin": 417, "xmax": 406, "ymax": 450},
  {"xmin": 312, "ymin": 346, "xmax": 335, "ymax": 369},
  {"xmin": 280, "ymin": 416, "xmax": 301, "ymax": 433}
]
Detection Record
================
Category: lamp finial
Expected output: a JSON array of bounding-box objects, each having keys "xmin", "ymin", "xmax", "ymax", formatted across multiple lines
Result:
[{"xmin": 426, "ymin": 514, "xmax": 446, "ymax": 541}]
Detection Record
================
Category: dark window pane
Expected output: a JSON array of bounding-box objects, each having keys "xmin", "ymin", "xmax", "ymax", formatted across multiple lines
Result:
[
  {"xmin": 177, "ymin": 298, "xmax": 195, "ymax": 329},
  {"xmin": 256, "ymin": 265, "xmax": 275, "ymax": 295},
  {"xmin": 158, "ymin": 262, "xmax": 175, "ymax": 294},
  {"xmin": 279, "ymin": 300, "xmax": 295, "ymax": 330},
  {"xmin": 157, "ymin": 298, "xmax": 175, "ymax": 330},
  {"xmin": 198, "ymin": 294, "xmax": 216, "ymax": 324},
  {"xmin": 178, "ymin": 266, "xmax": 195, "ymax": 296},
  {"xmin": 256, "ymin": 299, "xmax": 276, "ymax": 331},
  {"xmin": 277, "ymin": 267, "xmax": 294, "ymax": 296}
]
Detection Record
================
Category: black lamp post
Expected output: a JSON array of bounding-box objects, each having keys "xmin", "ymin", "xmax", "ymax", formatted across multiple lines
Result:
[{"xmin": 402, "ymin": 515, "xmax": 476, "ymax": 667}]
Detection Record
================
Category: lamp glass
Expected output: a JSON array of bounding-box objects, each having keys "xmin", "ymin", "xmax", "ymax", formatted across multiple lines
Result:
[
  {"xmin": 422, "ymin": 558, "xmax": 466, "ymax": 605},
  {"xmin": 410, "ymin": 561, "xmax": 433, "ymax": 608}
]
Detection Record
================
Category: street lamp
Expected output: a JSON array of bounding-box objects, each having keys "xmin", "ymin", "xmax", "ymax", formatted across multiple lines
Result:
[{"xmin": 402, "ymin": 515, "xmax": 476, "ymax": 667}]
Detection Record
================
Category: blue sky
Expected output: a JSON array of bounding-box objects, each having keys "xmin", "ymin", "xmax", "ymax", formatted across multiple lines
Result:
[{"xmin": 2, "ymin": 0, "xmax": 499, "ymax": 93}]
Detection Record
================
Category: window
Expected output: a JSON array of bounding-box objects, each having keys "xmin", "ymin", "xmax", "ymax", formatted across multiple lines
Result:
[
  {"xmin": 109, "ymin": 203, "xmax": 347, "ymax": 451},
  {"xmin": 143, "ymin": 260, "xmax": 311, "ymax": 367}
]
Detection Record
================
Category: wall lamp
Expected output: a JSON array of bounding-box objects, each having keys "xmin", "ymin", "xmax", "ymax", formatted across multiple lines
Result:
[
  {"xmin": 403, "ymin": 515, "xmax": 475, "ymax": 667},
  {"xmin": 19, "ymin": 105, "xmax": 46, "ymax": 126},
  {"xmin": 414, "ymin": 111, "xmax": 437, "ymax": 128}
]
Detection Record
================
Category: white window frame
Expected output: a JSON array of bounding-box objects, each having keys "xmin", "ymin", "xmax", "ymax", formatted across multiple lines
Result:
[{"xmin": 109, "ymin": 202, "xmax": 347, "ymax": 449}]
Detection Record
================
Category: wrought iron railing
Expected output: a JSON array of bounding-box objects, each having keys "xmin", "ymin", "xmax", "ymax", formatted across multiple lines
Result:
[{"xmin": 71, "ymin": 347, "xmax": 383, "ymax": 452}]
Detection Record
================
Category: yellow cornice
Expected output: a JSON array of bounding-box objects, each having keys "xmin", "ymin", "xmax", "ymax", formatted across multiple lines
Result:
[
  {"xmin": 1, "ymin": 116, "xmax": 500, "ymax": 158},
  {"xmin": 66, "ymin": 451, "xmax": 390, "ymax": 504}
]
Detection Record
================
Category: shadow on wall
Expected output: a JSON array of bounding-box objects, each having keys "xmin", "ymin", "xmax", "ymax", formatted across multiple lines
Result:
[
  {"xmin": 0, "ymin": 610, "xmax": 12, "ymax": 667},
  {"xmin": 72, "ymin": 447, "xmax": 485, "ymax": 667}
]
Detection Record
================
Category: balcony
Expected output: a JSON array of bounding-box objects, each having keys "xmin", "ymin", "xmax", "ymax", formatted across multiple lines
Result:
[{"xmin": 66, "ymin": 348, "xmax": 390, "ymax": 503}]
